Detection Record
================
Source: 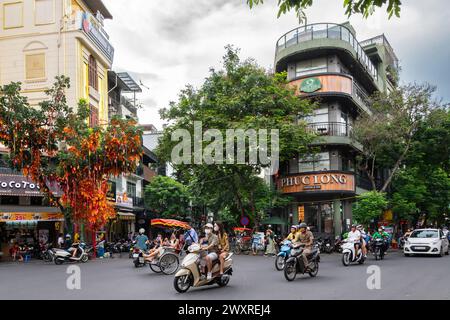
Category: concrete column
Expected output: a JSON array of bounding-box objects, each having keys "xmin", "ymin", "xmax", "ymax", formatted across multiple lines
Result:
[
  {"xmin": 333, "ymin": 200, "xmax": 342, "ymax": 236},
  {"xmin": 343, "ymin": 200, "xmax": 353, "ymax": 232}
]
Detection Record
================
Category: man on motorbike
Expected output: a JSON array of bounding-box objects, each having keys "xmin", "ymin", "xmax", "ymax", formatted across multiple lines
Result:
[
  {"xmin": 201, "ymin": 223, "xmax": 219, "ymax": 280},
  {"xmin": 372, "ymin": 227, "xmax": 390, "ymax": 254},
  {"xmin": 135, "ymin": 228, "xmax": 149, "ymax": 252},
  {"xmin": 286, "ymin": 226, "xmax": 298, "ymax": 241},
  {"xmin": 347, "ymin": 225, "xmax": 362, "ymax": 256},
  {"xmin": 292, "ymin": 223, "xmax": 314, "ymax": 269}
]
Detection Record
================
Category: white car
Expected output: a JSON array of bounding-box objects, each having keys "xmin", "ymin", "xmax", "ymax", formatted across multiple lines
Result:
[{"xmin": 404, "ymin": 229, "xmax": 449, "ymax": 257}]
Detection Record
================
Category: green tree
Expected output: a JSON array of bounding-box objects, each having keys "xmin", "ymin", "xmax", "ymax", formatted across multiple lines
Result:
[
  {"xmin": 352, "ymin": 83, "xmax": 443, "ymax": 192},
  {"xmin": 156, "ymin": 46, "xmax": 315, "ymax": 224},
  {"xmin": 353, "ymin": 191, "xmax": 388, "ymax": 225},
  {"xmin": 144, "ymin": 176, "xmax": 191, "ymax": 219},
  {"xmin": 247, "ymin": 0, "xmax": 402, "ymax": 22}
]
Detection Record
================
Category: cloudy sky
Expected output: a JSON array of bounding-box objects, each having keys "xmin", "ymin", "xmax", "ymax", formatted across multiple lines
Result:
[{"xmin": 102, "ymin": 0, "xmax": 450, "ymax": 129}]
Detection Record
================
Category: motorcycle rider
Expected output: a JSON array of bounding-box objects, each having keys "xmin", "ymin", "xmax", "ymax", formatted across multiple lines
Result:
[
  {"xmin": 347, "ymin": 225, "xmax": 362, "ymax": 257},
  {"xmin": 286, "ymin": 225, "xmax": 298, "ymax": 241},
  {"xmin": 201, "ymin": 223, "xmax": 219, "ymax": 280},
  {"xmin": 356, "ymin": 225, "xmax": 368, "ymax": 258},
  {"xmin": 292, "ymin": 223, "xmax": 314, "ymax": 269},
  {"xmin": 372, "ymin": 227, "xmax": 390, "ymax": 254},
  {"xmin": 135, "ymin": 228, "xmax": 149, "ymax": 252}
]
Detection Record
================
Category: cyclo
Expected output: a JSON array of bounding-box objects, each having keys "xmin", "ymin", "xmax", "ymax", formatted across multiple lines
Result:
[
  {"xmin": 143, "ymin": 218, "xmax": 190, "ymax": 275},
  {"xmin": 231, "ymin": 227, "xmax": 252, "ymax": 255}
]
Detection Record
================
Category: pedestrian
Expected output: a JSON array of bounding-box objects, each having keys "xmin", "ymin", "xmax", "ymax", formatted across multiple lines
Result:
[
  {"xmin": 57, "ymin": 233, "xmax": 64, "ymax": 249},
  {"xmin": 264, "ymin": 228, "xmax": 276, "ymax": 256}
]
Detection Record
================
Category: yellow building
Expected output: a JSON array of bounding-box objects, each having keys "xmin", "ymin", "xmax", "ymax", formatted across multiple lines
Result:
[{"xmin": 0, "ymin": 0, "xmax": 114, "ymax": 125}]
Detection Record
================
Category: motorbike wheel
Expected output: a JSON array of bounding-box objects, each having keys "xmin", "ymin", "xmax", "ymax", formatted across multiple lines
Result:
[
  {"xmin": 233, "ymin": 246, "xmax": 241, "ymax": 255},
  {"xmin": 43, "ymin": 252, "xmax": 52, "ymax": 262},
  {"xmin": 217, "ymin": 274, "xmax": 230, "ymax": 287},
  {"xmin": 308, "ymin": 259, "xmax": 319, "ymax": 277},
  {"xmin": 149, "ymin": 261, "xmax": 162, "ymax": 273},
  {"xmin": 174, "ymin": 274, "xmax": 193, "ymax": 293},
  {"xmin": 160, "ymin": 253, "xmax": 179, "ymax": 275},
  {"xmin": 81, "ymin": 254, "xmax": 89, "ymax": 263},
  {"xmin": 374, "ymin": 249, "xmax": 379, "ymax": 261},
  {"xmin": 284, "ymin": 260, "xmax": 297, "ymax": 282},
  {"xmin": 275, "ymin": 256, "xmax": 285, "ymax": 271},
  {"xmin": 342, "ymin": 253, "xmax": 350, "ymax": 267},
  {"xmin": 54, "ymin": 258, "xmax": 64, "ymax": 265},
  {"xmin": 134, "ymin": 260, "xmax": 142, "ymax": 268}
]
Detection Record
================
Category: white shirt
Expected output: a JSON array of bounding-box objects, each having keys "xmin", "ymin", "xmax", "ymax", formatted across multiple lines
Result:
[{"xmin": 347, "ymin": 230, "xmax": 361, "ymax": 242}]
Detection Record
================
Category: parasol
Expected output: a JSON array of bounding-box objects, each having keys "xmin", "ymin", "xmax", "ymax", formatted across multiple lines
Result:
[{"xmin": 150, "ymin": 218, "xmax": 191, "ymax": 230}]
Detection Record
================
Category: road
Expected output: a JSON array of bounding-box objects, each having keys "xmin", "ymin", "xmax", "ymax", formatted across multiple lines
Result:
[{"xmin": 1, "ymin": 250, "xmax": 450, "ymax": 300}]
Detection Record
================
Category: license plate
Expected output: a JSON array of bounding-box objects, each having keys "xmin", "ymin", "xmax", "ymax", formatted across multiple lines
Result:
[
  {"xmin": 133, "ymin": 254, "xmax": 139, "ymax": 258},
  {"xmin": 139, "ymin": 257, "xmax": 144, "ymax": 263},
  {"xmin": 415, "ymin": 247, "xmax": 426, "ymax": 250}
]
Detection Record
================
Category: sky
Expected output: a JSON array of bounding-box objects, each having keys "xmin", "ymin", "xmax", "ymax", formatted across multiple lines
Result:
[{"xmin": 102, "ymin": 0, "xmax": 450, "ymax": 130}]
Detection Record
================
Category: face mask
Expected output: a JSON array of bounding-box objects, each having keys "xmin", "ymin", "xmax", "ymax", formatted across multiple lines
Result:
[
  {"xmin": 214, "ymin": 226, "xmax": 219, "ymax": 232},
  {"xmin": 205, "ymin": 229, "xmax": 211, "ymax": 235}
]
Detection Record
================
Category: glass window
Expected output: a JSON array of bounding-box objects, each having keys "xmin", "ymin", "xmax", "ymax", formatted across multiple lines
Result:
[
  {"xmin": 305, "ymin": 107, "xmax": 328, "ymax": 124},
  {"xmin": 35, "ymin": 0, "xmax": 54, "ymax": 25},
  {"xmin": 298, "ymin": 152, "xmax": 330, "ymax": 172},
  {"xmin": 295, "ymin": 58, "xmax": 327, "ymax": 77},
  {"xmin": 89, "ymin": 104, "xmax": 99, "ymax": 127},
  {"xmin": 88, "ymin": 55, "xmax": 98, "ymax": 90},
  {"xmin": 127, "ymin": 182, "xmax": 136, "ymax": 199}
]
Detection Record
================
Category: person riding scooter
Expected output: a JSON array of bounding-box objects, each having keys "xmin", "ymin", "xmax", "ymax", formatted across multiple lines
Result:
[
  {"xmin": 200, "ymin": 223, "xmax": 219, "ymax": 281},
  {"xmin": 356, "ymin": 225, "xmax": 368, "ymax": 258},
  {"xmin": 372, "ymin": 227, "xmax": 390, "ymax": 254},
  {"xmin": 292, "ymin": 223, "xmax": 314, "ymax": 269},
  {"xmin": 347, "ymin": 225, "xmax": 362, "ymax": 256}
]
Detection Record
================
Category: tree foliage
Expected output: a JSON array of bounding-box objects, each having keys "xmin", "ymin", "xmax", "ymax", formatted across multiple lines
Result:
[
  {"xmin": 0, "ymin": 77, "xmax": 142, "ymax": 231},
  {"xmin": 155, "ymin": 46, "xmax": 315, "ymax": 225},
  {"xmin": 352, "ymin": 191, "xmax": 388, "ymax": 225},
  {"xmin": 352, "ymin": 83, "xmax": 443, "ymax": 192},
  {"xmin": 144, "ymin": 175, "xmax": 191, "ymax": 219},
  {"xmin": 247, "ymin": 0, "xmax": 402, "ymax": 22}
]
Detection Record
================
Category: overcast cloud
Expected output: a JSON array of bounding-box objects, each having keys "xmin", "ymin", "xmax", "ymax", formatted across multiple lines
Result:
[{"xmin": 102, "ymin": 0, "xmax": 450, "ymax": 129}]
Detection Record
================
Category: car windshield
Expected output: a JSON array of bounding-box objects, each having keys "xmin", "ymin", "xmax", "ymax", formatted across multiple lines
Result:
[{"xmin": 410, "ymin": 230, "xmax": 438, "ymax": 239}]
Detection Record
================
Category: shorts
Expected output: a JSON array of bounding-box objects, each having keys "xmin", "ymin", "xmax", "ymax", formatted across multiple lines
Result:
[{"xmin": 207, "ymin": 252, "xmax": 218, "ymax": 261}]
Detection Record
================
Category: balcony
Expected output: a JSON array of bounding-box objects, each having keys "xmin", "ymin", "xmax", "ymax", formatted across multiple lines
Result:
[
  {"xmin": 360, "ymin": 34, "xmax": 399, "ymax": 69},
  {"xmin": 307, "ymin": 122, "xmax": 351, "ymax": 137},
  {"xmin": 275, "ymin": 23, "xmax": 379, "ymax": 90},
  {"xmin": 291, "ymin": 73, "xmax": 371, "ymax": 114}
]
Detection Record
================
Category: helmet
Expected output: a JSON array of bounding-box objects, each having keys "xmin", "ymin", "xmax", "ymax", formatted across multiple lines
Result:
[
  {"xmin": 356, "ymin": 225, "xmax": 362, "ymax": 229},
  {"xmin": 139, "ymin": 228, "xmax": 145, "ymax": 234},
  {"xmin": 381, "ymin": 226, "xmax": 385, "ymax": 230},
  {"xmin": 204, "ymin": 223, "xmax": 214, "ymax": 229},
  {"xmin": 65, "ymin": 234, "xmax": 71, "ymax": 239},
  {"xmin": 298, "ymin": 223, "xmax": 307, "ymax": 229},
  {"xmin": 290, "ymin": 225, "xmax": 298, "ymax": 231}
]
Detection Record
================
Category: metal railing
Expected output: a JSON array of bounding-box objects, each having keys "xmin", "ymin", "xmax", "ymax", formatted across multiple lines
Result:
[
  {"xmin": 276, "ymin": 23, "xmax": 378, "ymax": 81},
  {"xmin": 360, "ymin": 34, "xmax": 399, "ymax": 69},
  {"xmin": 307, "ymin": 122, "xmax": 352, "ymax": 137},
  {"xmin": 133, "ymin": 197, "xmax": 144, "ymax": 208},
  {"xmin": 352, "ymin": 81, "xmax": 370, "ymax": 110}
]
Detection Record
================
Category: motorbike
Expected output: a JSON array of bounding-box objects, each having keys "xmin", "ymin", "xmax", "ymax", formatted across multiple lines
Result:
[
  {"xmin": 132, "ymin": 247, "xmax": 147, "ymax": 268},
  {"xmin": 334, "ymin": 236, "xmax": 343, "ymax": 253},
  {"xmin": 322, "ymin": 236, "xmax": 334, "ymax": 254},
  {"xmin": 341, "ymin": 239, "xmax": 365, "ymax": 266},
  {"xmin": 372, "ymin": 238, "xmax": 387, "ymax": 260},
  {"xmin": 53, "ymin": 243, "xmax": 89, "ymax": 265},
  {"xmin": 39, "ymin": 243, "xmax": 53, "ymax": 262},
  {"xmin": 275, "ymin": 240, "xmax": 292, "ymax": 271},
  {"xmin": 283, "ymin": 243, "xmax": 320, "ymax": 281},
  {"xmin": 173, "ymin": 244, "xmax": 233, "ymax": 293}
]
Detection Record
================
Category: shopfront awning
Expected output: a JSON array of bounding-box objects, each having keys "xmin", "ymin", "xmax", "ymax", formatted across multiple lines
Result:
[
  {"xmin": 117, "ymin": 212, "xmax": 135, "ymax": 221},
  {"xmin": 261, "ymin": 216, "xmax": 287, "ymax": 225}
]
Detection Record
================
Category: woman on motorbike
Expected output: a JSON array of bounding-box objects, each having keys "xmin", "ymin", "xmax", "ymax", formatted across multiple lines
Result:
[
  {"xmin": 286, "ymin": 226, "xmax": 298, "ymax": 241},
  {"xmin": 214, "ymin": 222, "xmax": 229, "ymax": 275}
]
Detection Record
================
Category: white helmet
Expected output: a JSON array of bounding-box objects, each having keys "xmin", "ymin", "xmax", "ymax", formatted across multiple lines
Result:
[{"xmin": 139, "ymin": 228, "xmax": 145, "ymax": 234}]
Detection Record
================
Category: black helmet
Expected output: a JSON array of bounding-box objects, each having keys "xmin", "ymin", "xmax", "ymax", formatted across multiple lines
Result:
[{"xmin": 298, "ymin": 223, "xmax": 307, "ymax": 229}]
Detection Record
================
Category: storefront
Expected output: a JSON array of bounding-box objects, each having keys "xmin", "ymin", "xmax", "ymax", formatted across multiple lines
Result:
[{"xmin": 276, "ymin": 171, "xmax": 356, "ymax": 238}]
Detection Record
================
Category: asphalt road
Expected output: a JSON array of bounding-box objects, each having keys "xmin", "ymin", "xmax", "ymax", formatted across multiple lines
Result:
[{"xmin": 1, "ymin": 250, "xmax": 450, "ymax": 300}]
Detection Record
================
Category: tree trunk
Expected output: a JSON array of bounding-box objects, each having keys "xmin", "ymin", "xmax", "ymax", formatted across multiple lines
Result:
[{"xmin": 380, "ymin": 144, "xmax": 411, "ymax": 193}]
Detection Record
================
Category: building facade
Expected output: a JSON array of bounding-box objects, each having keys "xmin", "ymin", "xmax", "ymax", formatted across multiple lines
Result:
[
  {"xmin": 0, "ymin": 0, "xmax": 114, "ymax": 251},
  {"xmin": 273, "ymin": 22, "xmax": 398, "ymax": 237}
]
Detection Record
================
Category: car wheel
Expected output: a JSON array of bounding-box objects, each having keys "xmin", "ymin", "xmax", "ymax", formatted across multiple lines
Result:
[{"xmin": 404, "ymin": 253, "xmax": 410, "ymax": 257}]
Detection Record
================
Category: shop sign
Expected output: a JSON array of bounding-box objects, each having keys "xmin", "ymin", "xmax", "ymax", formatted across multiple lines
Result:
[
  {"xmin": 0, "ymin": 175, "xmax": 61, "ymax": 196},
  {"xmin": 278, "ymin": 172, "xmax": 355, "ymax": 194},
  {"xmin": 79, "ymin": 12, "xmax": 114, "ymax": 63},
  {"xmin": 116, "ymin": 192, "xmax": 133, "ymax": 208},
  {"xmin": 106, "ymin": 180, "xmax": 116, "ymax": 202},
  {"xmin": 0, "ymin": 212, "xmax": 64, "ymax": 222},
  {"xmin": 300, "ymin": 77, "xmax": 322, "ymax": 93}
]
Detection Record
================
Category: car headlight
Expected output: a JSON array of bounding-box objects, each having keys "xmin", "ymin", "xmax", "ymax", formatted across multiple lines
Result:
[
  {"xmin": 405, "ymin": 241, "xmax": 410, "ymax": 245},
  {"xmin": 432, "ymin": 240, "xmax": 439, "ymax": 245}
]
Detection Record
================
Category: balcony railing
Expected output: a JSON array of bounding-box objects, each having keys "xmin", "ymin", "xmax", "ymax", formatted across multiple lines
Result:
[
  {"xmin": 276, "ymin": 23, "xmax": 378, "ymax": 81},
  {"xmin": 360, "ymin": 34, "xmax": 399, "ymax": 69},
  {"xmin": 133, "ymin": 197, "xmax": 144, "ymax": 208},
  {"xmin": 307, "ymin": 122, "xmax": 352, "ymax": 137}
]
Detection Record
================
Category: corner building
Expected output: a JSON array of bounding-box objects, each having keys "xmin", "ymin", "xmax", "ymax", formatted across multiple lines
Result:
[{"xmin": 273, "ymin": 22, "xmax": 399, "ymax": 237}]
